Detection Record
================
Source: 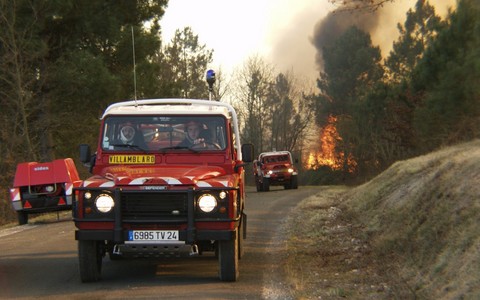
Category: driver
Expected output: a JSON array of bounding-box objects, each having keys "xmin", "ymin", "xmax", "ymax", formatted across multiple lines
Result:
[{"xmin": 178, "ymin": 121, "xmax": 205, "ymax": 147}]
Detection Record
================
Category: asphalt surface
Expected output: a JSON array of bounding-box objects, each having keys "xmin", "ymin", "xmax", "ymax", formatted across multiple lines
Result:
[{"xmin": 0, "ymin": 186, "xmax": 321, "ymax": 300}]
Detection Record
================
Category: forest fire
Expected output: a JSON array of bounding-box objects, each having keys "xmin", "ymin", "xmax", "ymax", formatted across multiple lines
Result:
[{"xmin": 304, "ymin": 115, "xmax": 356, "ymax": 172}]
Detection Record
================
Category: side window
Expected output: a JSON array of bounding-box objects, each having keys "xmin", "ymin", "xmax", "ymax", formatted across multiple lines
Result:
[
  {"xmin": 102, "ymin": 122, "xmax": 115, "ymax": 150},
  {"xmin": 214, "ymin": 124, "xmax": 226, "ymax": 149},
  {"xmin": 230, "ymin": 123, "xmax": 237, "ymax": 159}
]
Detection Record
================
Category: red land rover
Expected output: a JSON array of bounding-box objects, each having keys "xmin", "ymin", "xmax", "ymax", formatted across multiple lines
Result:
[
  {"xmin": 253, "ymin": 151, "xmax": 298, "ymax": 192},
  {"xmin": 74, "ymin": 99, "xmax": 253, "ymax": 282}
]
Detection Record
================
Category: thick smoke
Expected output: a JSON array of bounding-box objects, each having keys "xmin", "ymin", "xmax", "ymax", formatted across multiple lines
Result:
[
  {"xmin": 267, "ymin": 0, "xmax": 456, "ymax": 81},
  {"xmin": 311, "ymin": 0, "xmax": 457, "ymax": 72},
  {"xmin": 311, "ymin": 9, "xmax": 380, "ymax": 70}
]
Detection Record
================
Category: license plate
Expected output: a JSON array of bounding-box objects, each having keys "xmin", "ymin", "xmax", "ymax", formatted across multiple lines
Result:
[{"xmin": 128, "ymin": 230, "xmax": 179, "ymax": 242}]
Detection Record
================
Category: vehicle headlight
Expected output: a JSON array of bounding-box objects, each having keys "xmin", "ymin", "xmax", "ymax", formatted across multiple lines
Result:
[
  {"xmin": 198, "ymin": 194, "xmax": 217, "ymax": 213},
  {"xmin": 219, "ymin": 191, "xmax": 227, "ymax": 199},
  {"xmin": 288, "ymin": 168, "xmax": 294, "ymax": 173},
  {"xmin": 95, "ymin": 194, "xmax": 114, "ymax": 213},
  {"xmin": 268, "ymin": 170, "xmax": 273, "ymax": 175}
]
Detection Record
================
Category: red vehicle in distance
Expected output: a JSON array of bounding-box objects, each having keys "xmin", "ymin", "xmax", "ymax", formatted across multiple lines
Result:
[{"xmin": 253, "ymin": 151, "xmax": 298, "ymax": 192}]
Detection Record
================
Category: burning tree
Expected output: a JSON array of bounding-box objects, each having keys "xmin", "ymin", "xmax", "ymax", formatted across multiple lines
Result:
[{"xmin": 304, "ymin": 115, "xmax": 357, "ymax": 172}]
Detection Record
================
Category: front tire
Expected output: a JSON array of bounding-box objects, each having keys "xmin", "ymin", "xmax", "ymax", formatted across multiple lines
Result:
[
  {"xmin": 78, "ymin": 240, "xmax": 103, "ymax": 282},
  {"xmin": 291, "ymin": 175, "xmax": 298, "ymax": 189},
  {"xmin": 218, "ymin": 234, "xmax": 239, "ymax": 282},
  {"xmin": 255, "ymin": 176, "xmax": 262, "ymax": 192},
  {"xmin": 238, "ymin": 218, "xmax": 245, "ymax": 259},
  {"xmin": 262, "ymin": 178, "xmax": 270, "ymax": 192}
]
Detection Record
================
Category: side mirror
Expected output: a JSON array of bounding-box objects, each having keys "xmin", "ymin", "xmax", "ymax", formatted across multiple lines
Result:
[
  {"xmin": 79, "ymin": 144, "xmax": 91, "ymax": 164},
  {"xmin": 241, "ymin": 143, "xmax": 254, "ymax": 163}
]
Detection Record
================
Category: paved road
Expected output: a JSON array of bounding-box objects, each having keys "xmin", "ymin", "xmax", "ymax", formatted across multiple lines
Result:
[{"xmin": 0, "ymin": 186, "xmax": 321, "ymax": 299}]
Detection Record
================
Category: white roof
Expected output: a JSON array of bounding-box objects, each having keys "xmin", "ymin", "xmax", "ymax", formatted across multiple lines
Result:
[
  {"xmin": 259, "ymin": 151, "xmax": 292, "ymax": 159},
  {"xmin": 102, "ymin": 98, "xmax": 233, "ymax": 119},
  {"xmin": 257, "ymin": 151, "xmax": 293, "ymax": 164}
]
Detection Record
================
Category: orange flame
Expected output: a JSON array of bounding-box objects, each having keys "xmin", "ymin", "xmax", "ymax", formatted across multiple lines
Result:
[{"xmin": 304, "ymin": 115, "xmax": 356, "ymax": 172}]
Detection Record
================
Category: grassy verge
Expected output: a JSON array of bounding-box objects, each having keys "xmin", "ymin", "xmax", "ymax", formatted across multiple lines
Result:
[{"xmin": 286, "ymin": 140, "xmax": 480, "ymax": 299}]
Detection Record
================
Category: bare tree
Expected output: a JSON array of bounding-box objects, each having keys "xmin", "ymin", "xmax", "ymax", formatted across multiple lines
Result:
[
  {"xmin": 0, "ymin": 0, "xmax": 47, "ymax": 222},
  {"xmin": 232, "ymin": 56, "xmax": 315, "ymax": 157},
  {"xmin": 232, "ymin": 55, "xmax": 275, "ymax": 153},
  {"xmin": 266, "ymin": 71, "xmax": 315, "ymax": 153},
  {"xmin": 0, "ymin": 0, "xmax": 45, "ymax": 164}
]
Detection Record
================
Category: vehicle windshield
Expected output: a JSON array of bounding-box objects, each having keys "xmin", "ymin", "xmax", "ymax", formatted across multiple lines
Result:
[
  {"xmin": 101, "ymin": 116, "xmax": 228, "ymax": 152},
  {"xmin": 263, "ymin": 155, "xmax": 290, "ymax": 163}
]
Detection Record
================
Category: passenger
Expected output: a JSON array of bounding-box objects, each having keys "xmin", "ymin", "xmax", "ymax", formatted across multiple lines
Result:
[{"xmin": 177, "ymin": 121, "xmax": 205, "ymax": 147}]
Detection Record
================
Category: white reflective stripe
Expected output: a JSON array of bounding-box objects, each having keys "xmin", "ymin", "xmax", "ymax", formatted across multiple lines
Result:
[
  {"xmin": 10, "ymin": 188, "xmax": 21, "ymax": 201},
  {"xmin": 129, "ymin": 177, "xmax": 150, "ymax": 185},
  {"xmin": 163, "ymin": 177, "xmax": 182, "ymax": 184},
  {"xmin": 83, "ymin": 180, "xmax": 94, "ymax": 187},
  {"xmin": 83, "ymin": 180, "xmax": 115, "ymax": 187},
  {"xmin": 196, "ymin": 180, "xmax": 229, "ymax": 187},
  {"xmin": 65, "ymin": 183, "xmax": 73, "ymax": 195},
  {"xmin": 129, "ymin": 177, "xmax": 184, "ymax": 185}
]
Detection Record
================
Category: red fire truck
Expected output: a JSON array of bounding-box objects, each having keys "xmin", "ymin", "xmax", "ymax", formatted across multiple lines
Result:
[
  {"xmin": 9, "ymin": 159, "xmax": 82, "ymax": 225},
  {"xmin": 253, "ymin": 151, "xmax": 298, "ymax": 192},
  {"xmin": 74, "ymin": 99, "xmax": 253, "ymax": 282}
]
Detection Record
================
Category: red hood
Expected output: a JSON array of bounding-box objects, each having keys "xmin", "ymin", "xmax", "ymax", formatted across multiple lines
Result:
[{"xmin": 83, "ymin": 165, "xmax": 234, "ymax": 188}]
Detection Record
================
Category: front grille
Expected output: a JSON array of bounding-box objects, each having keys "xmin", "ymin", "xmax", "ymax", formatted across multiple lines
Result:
[{"xmin": 121, "ymin": 191, "xmax": 188, "ymax": 221}]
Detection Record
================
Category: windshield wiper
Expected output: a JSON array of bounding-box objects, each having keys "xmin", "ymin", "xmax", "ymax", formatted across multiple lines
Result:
[{"xmin": 111, "ymin": 144, "xmax": 148, "ymax": 153}]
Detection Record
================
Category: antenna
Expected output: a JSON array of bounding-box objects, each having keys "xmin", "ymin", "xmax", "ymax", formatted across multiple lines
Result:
[{"xmin": 131, "ymin": 26, "xmax": 138, "ymax": 105}]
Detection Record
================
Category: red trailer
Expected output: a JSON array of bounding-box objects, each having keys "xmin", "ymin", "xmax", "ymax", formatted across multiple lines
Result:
[{"xmin": 9, "ymin": 158, "xmax": 82, "ymax": 225}]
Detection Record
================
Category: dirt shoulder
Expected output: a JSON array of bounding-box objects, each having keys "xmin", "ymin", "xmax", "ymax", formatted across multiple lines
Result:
[{"xmin": 284, "ymin": 186, "xmax": 408, "ymax": 299}]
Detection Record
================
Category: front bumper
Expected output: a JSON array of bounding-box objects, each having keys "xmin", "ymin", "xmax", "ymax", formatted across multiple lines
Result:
[
  {"xmin": 11, "ymin": 198, "xmax": 72, "ymax": 213},
  {"xmin": 75, "ymin": 228, "xmax": 236, "ymax": 242},
  {"xmin": 264, "ymin": 172, "xmax": 295, "ymax": 184},
  {"xmin": 73, "ymin": 186, "xmax": 244, "ymax": 244}
]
